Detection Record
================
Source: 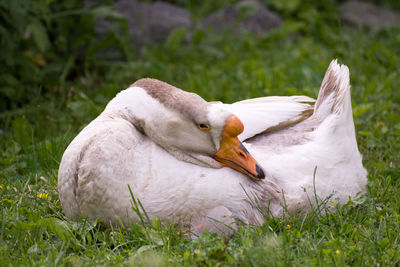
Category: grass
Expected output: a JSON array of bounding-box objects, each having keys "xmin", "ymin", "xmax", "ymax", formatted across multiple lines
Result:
[{"xmin": 1, "ymin": 9, "xmax": 400, "ymax": 266}]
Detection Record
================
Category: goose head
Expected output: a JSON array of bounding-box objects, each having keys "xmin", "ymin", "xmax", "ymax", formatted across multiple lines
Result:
[{"xmin": 104, "ymin": 78, "xmax": 265, "ymax": 180}]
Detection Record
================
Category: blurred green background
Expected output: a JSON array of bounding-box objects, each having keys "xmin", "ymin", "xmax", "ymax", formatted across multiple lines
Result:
[{"xmin": 1, "ymin": 0, "xmax": 400, "ymax": 265}]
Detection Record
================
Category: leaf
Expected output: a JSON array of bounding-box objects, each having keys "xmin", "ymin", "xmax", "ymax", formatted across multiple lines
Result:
[
  {"xmin": 23, "ymin": 50, "xmax": 47, "ymax": 67},
  {"xmin": 14, "ymin": 218, "xmax": 82, "ymax": 250},
  {"xmin": 89, "ymin": 6, "xmax": 124, "ymax": 20},
  {"xmin": 27, "ymin": 19, "xmax": 50, "ymax": 52},
  {"xmin": 270, "ymin": 0, "xmax": 301, "ymax": 13},
  {"xmin": 42, "ymin": 218, "xmax": 82, "ymax": 250}
]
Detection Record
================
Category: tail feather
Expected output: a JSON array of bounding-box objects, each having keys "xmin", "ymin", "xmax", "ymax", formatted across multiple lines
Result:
[{"xmin": 314, "ymin": 59, "xmax": 351, "ymax": 120}]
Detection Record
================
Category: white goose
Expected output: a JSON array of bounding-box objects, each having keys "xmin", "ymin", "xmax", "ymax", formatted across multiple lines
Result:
[{"xmin": 58, "ymin": 60, "xmax": 367, "ymax": 233}]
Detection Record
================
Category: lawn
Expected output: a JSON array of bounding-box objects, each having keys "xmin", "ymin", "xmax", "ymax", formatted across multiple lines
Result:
[{"xmin": 1, "ymin": 1, "xmax": 400, "ymax": 266}]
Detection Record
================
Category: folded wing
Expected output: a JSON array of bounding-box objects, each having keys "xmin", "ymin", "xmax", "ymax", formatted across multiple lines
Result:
[{"xmin": 213, "ymin": 96, "xmax": 315, "ymax": 141}]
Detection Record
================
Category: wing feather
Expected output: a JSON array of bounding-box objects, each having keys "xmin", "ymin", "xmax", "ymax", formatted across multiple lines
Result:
[{"xmin": 214, "ymin": 96, "xmax": 315, "ymax": 141}]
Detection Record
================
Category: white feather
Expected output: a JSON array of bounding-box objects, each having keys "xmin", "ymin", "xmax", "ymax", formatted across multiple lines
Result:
[{"xmin": 214, "ymin": 96, "xmax": 314, "ymax": 141}]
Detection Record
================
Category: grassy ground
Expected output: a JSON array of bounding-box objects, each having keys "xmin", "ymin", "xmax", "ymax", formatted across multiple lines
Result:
[{"xmin": 1, "ymin": 5, "xmax": 400, "ymax": 266}]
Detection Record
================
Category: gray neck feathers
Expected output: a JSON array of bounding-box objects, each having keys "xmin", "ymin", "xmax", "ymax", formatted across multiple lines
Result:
[{"xmin": 132, "ymin": 78, "xmax": 209, "ymax": 124}]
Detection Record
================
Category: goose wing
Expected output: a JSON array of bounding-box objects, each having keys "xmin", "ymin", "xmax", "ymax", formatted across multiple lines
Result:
[{"xmin": 213, "ymin": 96, "xmax": 315, "ymax": 141}]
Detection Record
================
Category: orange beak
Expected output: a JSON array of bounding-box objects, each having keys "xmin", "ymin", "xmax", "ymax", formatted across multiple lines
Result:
[{"xmin": 214, "ymin": 115, "xmax": 265, "ymax": 180}]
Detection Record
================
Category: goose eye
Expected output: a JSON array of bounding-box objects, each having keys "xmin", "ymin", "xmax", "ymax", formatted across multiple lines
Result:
[{"xmin": 198, "ymin": 123, "xmax": 211, "ymax": 130}]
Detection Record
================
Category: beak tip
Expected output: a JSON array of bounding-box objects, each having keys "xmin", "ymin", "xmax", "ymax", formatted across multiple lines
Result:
[{"xmin": 256, "ymin": 164, "xmax": 265, "ymax": 179}]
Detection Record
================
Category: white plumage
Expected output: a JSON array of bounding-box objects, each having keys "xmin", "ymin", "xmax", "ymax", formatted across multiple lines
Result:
[{"xmin": 58, "ymin": 60, "xmax": 367, "ymax": 233}]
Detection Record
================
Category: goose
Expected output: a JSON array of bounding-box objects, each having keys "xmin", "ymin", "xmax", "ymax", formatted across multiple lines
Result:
[{"xmin": 58, "ymin": 60, "xmax": 367, "ymax": 234}]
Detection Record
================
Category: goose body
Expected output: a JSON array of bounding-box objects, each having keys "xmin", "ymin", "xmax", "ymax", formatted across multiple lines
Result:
[{"xmin": 58, "ymin": 60, "xmax": 367, "ymax": 231}]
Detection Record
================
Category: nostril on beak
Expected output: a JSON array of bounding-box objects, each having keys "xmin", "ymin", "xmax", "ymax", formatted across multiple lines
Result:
[{"xmin": 238, "ymin": 151, "xmax": 247, "ymax": 159}]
